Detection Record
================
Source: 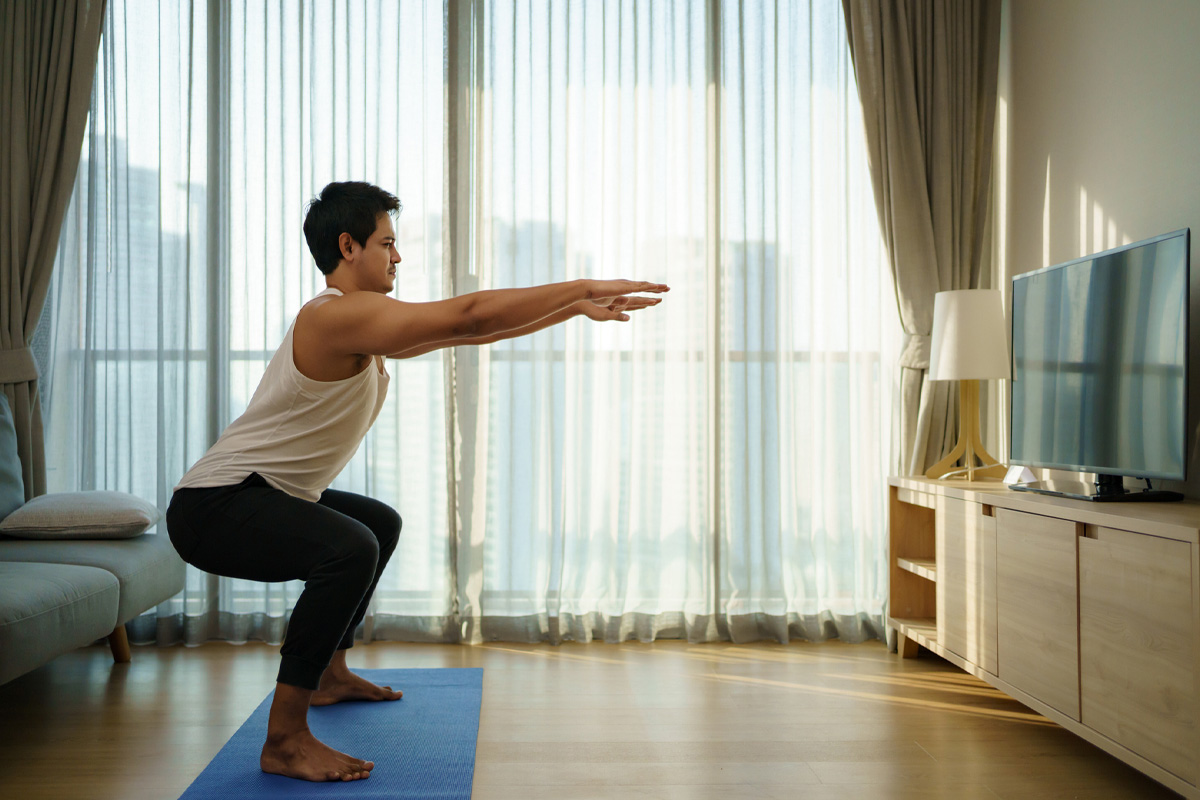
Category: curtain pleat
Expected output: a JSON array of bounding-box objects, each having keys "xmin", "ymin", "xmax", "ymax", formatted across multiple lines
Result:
[{"xmin": 715, "ymin": 0, "xmax": 895, "ymax": 644}]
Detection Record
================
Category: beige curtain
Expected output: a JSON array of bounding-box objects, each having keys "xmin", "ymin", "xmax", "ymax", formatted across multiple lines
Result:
[
  {"xmin": 0, "ymin": 0, "xmax": 106, "ymax": 499},
  {"xmin": 842, "ymin": 0, "xmax": 1001, "ymax": 475}
]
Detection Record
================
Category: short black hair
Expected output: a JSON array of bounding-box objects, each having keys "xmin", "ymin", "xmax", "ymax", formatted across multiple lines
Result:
[{"xmin": 303, "ymin": 181, "xmax": 401, "ymax": 274}]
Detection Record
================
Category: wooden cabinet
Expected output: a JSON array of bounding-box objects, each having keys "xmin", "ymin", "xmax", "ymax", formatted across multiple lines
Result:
[
  {"xmin": 1079, "ymin": 527, "xmax": 1196, "ymax": 784},
  {"xmin": 937, "ymin": 497, "xmax": 997, "ymax": 674},
  {"xmin": 995, "ymin": 508, "xmax": 1081, "ymax": 720},
  {"xmin": 887, "ymin": 476, "xmax": 1200, "ymax": 798}
]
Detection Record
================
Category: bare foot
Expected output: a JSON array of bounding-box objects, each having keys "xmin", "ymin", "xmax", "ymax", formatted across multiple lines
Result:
[
  {"xmin": 260, "ymin": 728, "xmax": 374, "ymax": 782},
  {"xmin": 312, "ymin": 668, "xmax": 403, "ymax": 706}
]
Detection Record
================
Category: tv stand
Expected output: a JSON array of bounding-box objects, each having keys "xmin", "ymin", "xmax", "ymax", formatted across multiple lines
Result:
[
  {"xmin": 1012, "ymin": 475, "xmax": 1184, "ymax": 502},
  {"xmin": 888, "ymin": 476, "xmax": 1199, "ymax": 797}
]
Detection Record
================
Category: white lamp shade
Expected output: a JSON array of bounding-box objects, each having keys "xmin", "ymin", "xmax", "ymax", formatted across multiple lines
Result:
[{"xmin": 927, "ymin": 289, "xmax": 1010, "ymax": 381}]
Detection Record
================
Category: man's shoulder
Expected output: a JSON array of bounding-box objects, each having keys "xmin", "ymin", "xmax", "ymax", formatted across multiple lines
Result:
[
  {"xmin": 301, "ymin": 290, "xmax": 394, "ymax": 323},
  {"xmin": 293, "ymin": 293, "xmax": 383, "ymax": 374}
]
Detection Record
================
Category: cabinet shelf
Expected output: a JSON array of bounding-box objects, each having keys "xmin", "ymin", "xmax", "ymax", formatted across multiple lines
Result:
[
  {"xmin": 896, "ymin": 557, "xmax": 937, "ymax": 582},
  {"xmin": 887, "ymin": 616, "xmax": 937, "ymax": 649}
]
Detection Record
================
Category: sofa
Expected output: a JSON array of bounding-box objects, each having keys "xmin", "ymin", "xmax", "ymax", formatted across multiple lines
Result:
[{"xmin": 0, "ymin": 393, "xmax": 185, "ymax": 685}]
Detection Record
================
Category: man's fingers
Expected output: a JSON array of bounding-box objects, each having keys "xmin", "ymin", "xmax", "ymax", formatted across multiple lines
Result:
[
  {"xmin": 579, "ymin": 291, "xmax": 663, "ymax": 322},
  {"xmin": 605, "ymin": 296, "xmax": 660, "ymax": 308},
  {"xmin": 622, "ymin": 280, "xmax": 669, "ymax": 293},
  {"xmin": 614, "ymin": 297, "xmax": 661, "ymax": 311},
  {"xmin": 590, "ymin": 280, "xmax": 671, "ymax": 302},
  {"xmin": 593, "ymin": 296, "xmax": 656, "ymax": 308}
]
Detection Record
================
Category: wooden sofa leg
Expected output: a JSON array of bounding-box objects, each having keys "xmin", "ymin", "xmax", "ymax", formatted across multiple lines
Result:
[{"xmin": 108, "ymin": 624, "xmax": 131, "ymax": 663}]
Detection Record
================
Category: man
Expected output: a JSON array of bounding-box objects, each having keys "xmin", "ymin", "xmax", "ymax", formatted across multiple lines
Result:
[{"xmin": 165, "ymin": 181, "xmax": 668, "ymax": 782}]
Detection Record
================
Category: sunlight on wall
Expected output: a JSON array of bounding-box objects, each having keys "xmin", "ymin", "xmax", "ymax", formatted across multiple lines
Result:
[
  {"xmin": 1078, "ymin": 185, "xmax": 1131, "ymax": 259},
  {"xmin": 1042, "ymin": 155, "xmax": 1051, "ymax": 268},
  {"xmin": 994, "ymin": 95, "xmax": 1009, "ymax": 463},
  {"xmin": 1079, "ymin": 186, "xmax": 1088, "ymax": 256},
  {"xmin": 996, "ymin": 97, "xmax": 1008, "ymax": 291}
]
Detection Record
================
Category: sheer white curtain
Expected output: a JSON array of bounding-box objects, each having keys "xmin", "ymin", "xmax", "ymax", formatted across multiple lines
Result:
[
  {"xmin": 37, "ymin": 0, "xmax": 898, "ymax": 647},
  {"xmin": 718, "ymin": 0, "xmax": 897, "ymax": 642},
  {"xmin": 458, "ymin": 0, "xmax": 713, "ymax": 643}
]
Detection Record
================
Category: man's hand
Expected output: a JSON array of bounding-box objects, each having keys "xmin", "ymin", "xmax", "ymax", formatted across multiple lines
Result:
[
  {"xmin": 585, "ymin": 280, "xmax": 670, "ymax": 307},
  {"xmin": 580, "ymin": 280, "xmax": 669, "ymax": 321},
  {"xmin": 575, "ymin": 293, "xmax": 664, "ymax": 322}
]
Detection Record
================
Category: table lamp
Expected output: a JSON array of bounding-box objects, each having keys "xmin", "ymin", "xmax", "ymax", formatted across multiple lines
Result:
[{"xmin": 924, "ymin": 289, "xmax": 1009, "ymax": 481}]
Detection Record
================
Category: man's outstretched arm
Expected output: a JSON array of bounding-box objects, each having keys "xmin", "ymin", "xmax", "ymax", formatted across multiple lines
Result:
[
  {"xmin": 387, "ymin": 294, "xmax": 663, "ymax": 359},
  {"xmin": 312, "ymin": 279, "xmax": 668, "ymax": 359}
]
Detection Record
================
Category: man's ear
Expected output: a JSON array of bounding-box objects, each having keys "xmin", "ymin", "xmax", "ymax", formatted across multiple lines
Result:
[{"xmin": 338, "ymin": 232, "xmax": 356, "ymax": 261}]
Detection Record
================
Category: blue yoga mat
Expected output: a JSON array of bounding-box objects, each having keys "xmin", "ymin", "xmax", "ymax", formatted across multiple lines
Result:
[{"xmin": 179, "ymin": 668, "xmax": 483, "ymax": 799}]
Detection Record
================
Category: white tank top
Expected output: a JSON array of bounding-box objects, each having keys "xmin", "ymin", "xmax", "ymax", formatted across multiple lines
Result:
[{"xmin": 174, "ymin": 288, "xmax": 390, "ymax": 501}]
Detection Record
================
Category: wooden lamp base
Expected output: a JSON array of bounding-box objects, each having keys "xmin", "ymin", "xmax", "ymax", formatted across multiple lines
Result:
[{"xmin": 924, "ymin": 379, "xmax": 1006, "ymax": 481}]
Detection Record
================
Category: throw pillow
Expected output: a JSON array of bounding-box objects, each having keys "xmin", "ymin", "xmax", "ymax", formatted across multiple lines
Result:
[
  {"xmin": 0, "ymin": 491, "xmax": 161, "ymax": 539},
  {"xmin": 0, "ymin": 393, "xmax": 24, "ymax": 522}
]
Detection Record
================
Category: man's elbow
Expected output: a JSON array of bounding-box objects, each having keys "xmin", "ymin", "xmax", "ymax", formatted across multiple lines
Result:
[
  {"xmin": 455, "ymin": 297, "xmax": 485, "ymax": 338},
  {"xmin": 458, "ymin": 315, "xmax": 483, "ymax": 338}
]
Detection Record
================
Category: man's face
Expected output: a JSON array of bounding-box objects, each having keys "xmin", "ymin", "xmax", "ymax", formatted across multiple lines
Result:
[{"xmin": 357, "ymin": 213, "xmax": 401, "ymax": 294}]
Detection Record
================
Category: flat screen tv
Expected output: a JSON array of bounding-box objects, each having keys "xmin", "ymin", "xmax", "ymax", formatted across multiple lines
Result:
[{"xmin": 1009, "ymin": 228, "xmax": 1190, "ymax": 502}]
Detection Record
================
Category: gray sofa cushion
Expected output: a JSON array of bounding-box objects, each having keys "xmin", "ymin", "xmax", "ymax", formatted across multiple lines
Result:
[
  {"xmin": 0, "ymin": 562, "xmax": 119, "ymax": 685},
  {"xmin": 0, "ymin": 534, "xmax": 185, "ymax": 625}
]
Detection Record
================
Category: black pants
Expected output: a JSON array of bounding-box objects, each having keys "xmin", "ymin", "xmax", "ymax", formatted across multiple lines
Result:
[{"xmin": 166, "ymin": 472, "xmax": 401, "ymax": 690}]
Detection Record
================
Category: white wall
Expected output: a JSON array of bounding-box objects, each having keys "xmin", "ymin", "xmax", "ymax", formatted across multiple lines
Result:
[{"xmin": 997, "ymin": 0, "xmax": 1200, "ymax": 496}]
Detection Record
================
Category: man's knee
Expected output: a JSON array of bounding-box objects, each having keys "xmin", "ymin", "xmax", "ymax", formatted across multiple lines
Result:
[
  {"xmin": 333, "ymin": 526, "xmax": 380, "ymax": 576},
  {"xmin": 372, "ymin": 506, "xmax": 402, "ymax": 554},
  {"xmin": 386, "ymin": 507, "xmax": 402, "ymax": 544}
]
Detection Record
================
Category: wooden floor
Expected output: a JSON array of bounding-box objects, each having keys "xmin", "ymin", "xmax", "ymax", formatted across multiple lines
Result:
[{"xmin": 0, "ymin": 639, "xmax": 1181, "ymax": 799}]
